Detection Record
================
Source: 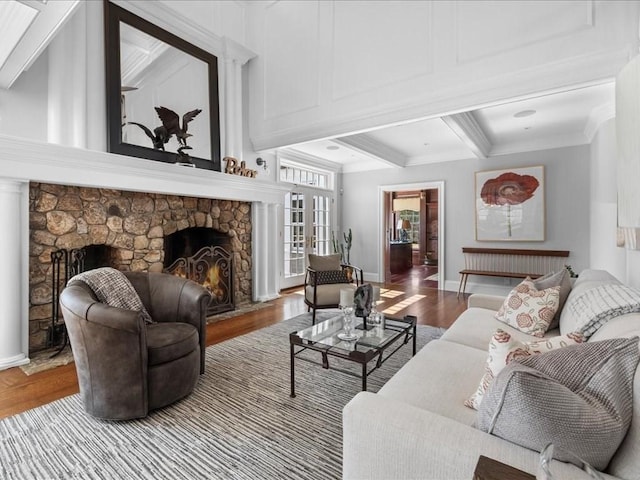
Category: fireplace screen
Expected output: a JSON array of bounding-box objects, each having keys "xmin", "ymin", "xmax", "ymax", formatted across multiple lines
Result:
[{"xmin": 165, "ymin": 245, "xmax": 234, "ymax": 316}]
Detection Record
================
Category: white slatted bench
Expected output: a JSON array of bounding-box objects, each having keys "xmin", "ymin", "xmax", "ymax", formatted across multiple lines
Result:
[{"xmin": 457, "ymin": 247, "xmax": 570, "ymax": 298}]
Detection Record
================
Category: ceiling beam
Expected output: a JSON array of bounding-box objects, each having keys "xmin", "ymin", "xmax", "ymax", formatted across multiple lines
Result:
[
  {"xmin": 0, "ymin": 1, "xmax": 80, "ymax": 89},
  {"xmin": 334, "ymin": 134, "xmax": 408, "ymax": 168},
  {"xmin": 441, "ymin": 112, "xmax": 492, "ymax": 159}
]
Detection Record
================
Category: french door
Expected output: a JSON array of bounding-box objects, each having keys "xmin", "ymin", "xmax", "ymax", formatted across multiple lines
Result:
[{"xmin": 282, "ymin": 189, "xmax": 333, "ymax": 289}]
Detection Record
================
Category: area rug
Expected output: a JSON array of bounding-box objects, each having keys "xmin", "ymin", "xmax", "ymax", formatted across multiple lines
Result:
[
  {"xmin": 1, "ymin": 311, "xmax": 445, "ymax": 480},
  {"xmin": 20, "ymin": 301, "xmax": 275, "ymax": 375}
]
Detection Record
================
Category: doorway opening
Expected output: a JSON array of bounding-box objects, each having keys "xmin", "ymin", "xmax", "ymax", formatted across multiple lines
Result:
[{"xmin": 378, "ymin": 181, "xmax": 445, "ymax": 289}]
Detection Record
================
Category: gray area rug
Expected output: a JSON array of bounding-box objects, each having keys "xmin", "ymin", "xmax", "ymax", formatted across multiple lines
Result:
[{"xmin": 1, "ymin": 311, "xmax": 445, "ymax": 479}]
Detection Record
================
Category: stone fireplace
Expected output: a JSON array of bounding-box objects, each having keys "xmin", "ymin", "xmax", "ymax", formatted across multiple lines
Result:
[
  {"xmin": 0, "ymin": 135, "xmax": 285, "ymax": 371},
  {"xmin": 29, "ymin": 182, "xmax": 252, "ymax": 352}
]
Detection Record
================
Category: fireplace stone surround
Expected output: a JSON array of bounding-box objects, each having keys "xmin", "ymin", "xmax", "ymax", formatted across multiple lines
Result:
[
  {"xmin": 0, "ymin": 134, "xmax": 287, "ymax": 370},
  {"xmin": 29, "ymin": 182, "xmax": 252, "ymax": 351}
]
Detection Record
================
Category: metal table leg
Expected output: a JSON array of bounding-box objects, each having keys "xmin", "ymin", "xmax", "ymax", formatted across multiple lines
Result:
[
  {"xmin": 290, "ymin": 343, "xmax": 296, "ymax": 398},
  {"xmin": 412, "ymin": 324, "xmax": 417, "ymax": 355}
]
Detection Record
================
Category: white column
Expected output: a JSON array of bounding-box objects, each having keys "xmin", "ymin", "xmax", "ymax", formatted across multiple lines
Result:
[
  {"xmin": 265, "ymin": 202, "xmax": 282, "ymax": 299},
  {"xmin": 233, "ymin": 60, "xmax": 243, "ymax": 158},
  {"xmin": 223, "ymin": 57, "xmax": 237, "ymax": 158},
  {"xmin": 252, "ymin": 202, "xmax": 281, "ymax": 301},
  {"xmin": 47, "ymin": 4, "xmax": 88, "ymax": 148},
  {"xmin": 221, "ymin": 37, "xmax": 256, "ymax": 161},
  {"xmin": 85, "ymin": 0, "xmax": 107, "ymax": 152},
  {"xmin": 0, "ymin": 180, "xmax": 29, "ymax": 370},
  {"xmin": 223, "ymin": 57, "xmax": 245, "ymax": 160}
]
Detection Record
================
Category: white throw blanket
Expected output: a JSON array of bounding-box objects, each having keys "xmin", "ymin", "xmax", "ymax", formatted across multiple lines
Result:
[
  {"xmin": 69, "ymin": 267, "xmax": 154, "ymax": 323},
  {"xmin": 568, "ymin": 284, "xmax": 640, "ymax": 338}
]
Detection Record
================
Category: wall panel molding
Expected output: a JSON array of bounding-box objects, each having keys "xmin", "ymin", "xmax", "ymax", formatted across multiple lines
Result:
[
  {"xmin": 249, "ymin": 1, "xmax": 638, "ymax": 152},
  {"xmin": 263, "ymin": 1, "xmax": 321, "ymax": 119},
  {"xmin": 455, "ymin": 0, "xmax": 594, "ymax": 65},
  {"xmin": 330, "ymin": 0, "xmax": 434, "ymax": 102}
]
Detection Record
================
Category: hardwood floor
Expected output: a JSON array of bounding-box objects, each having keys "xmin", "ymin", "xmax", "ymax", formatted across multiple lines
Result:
[
  {"xmin": 0, "ymin": 281, "xmax": 468, "ymax": 420},
  {"xmin": 388, "ymin": 264, "xmax": 439, "ymax": 289}
]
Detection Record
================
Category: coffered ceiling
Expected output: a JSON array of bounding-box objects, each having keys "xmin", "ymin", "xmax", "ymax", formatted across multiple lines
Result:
[{"xmin": 280, "ymin": 81, "xmax": 615, "ymax": 173}]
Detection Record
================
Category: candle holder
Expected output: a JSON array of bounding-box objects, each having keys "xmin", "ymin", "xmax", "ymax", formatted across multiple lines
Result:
[{"xmin": 337, "ymin": 304, "xmax": 358, "ymax": 341}]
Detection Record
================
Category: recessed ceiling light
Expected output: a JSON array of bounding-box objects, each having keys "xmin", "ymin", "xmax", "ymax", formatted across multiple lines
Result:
[
  {"xmin": 326, "ymin": 145, "xmax": 340, "ymax": 151},
  {"xmin": 514, "ymin": 109, "xmax": 536, "ymax": 118},
  {"xmin": 524, "ymin": 126, "xmax": 532, "ymax": 130}
]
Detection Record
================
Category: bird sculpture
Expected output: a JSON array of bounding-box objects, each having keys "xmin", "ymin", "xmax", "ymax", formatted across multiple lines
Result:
[
  {"xmin": 126, "ymin": 122, "xmax": 172, "ymax": 150},
  {"xmin": 154, "ymin": 106, "xmax": 202, "ymax": 148}
]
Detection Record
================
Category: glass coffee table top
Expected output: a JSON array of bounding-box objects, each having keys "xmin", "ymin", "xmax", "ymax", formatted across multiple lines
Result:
[{"xmin": 294, "ymin": 314, "xmax": 408, "ymax": 351}]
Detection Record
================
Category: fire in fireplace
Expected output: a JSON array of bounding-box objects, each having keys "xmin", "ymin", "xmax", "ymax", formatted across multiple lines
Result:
[{"xmin": 163, "ymin": 227, "xmax": 234, "ymax": 316}]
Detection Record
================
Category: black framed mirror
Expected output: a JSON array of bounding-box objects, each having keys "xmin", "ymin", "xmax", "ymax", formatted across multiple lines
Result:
[{"xmin": 104, "ymin": 1, "xmax": 221, "ymax": 170}]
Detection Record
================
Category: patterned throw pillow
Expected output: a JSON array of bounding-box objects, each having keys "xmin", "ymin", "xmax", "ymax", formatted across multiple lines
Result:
[
  {"xmin": 314, "ymin": 270, "xmax": 350, "ymax": 285},
  {"xmin": 532, "ymin": 269, "xmax": 572, "ymax": 330},
  {"xmin": 465, "ymin": 328, "xmax": 584, "ymax": 410},
  {"xmin": 476, "ymin": 337, "xmax": 640, "ymax": 471},
  {"xmin": 495, "ymin": 278, "xmax": 560, "ymax": 337}
]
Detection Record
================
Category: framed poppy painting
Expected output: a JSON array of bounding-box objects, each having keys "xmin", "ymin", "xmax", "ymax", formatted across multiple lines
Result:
[{"xmin": 475, "ymin": 166, "xmax": 545, "ymax": 241}]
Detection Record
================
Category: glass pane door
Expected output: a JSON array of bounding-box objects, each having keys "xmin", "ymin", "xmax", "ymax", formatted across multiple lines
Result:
[
  {"xmin": 282, "ymin": 190, "xmax": 333, "ymax": 289},
  {"xmin": 283, "ymin": 192, "xmax": 306, "ymax": 287},
  {"xmin": 311, "ymin": 193, "xmax": 331, "ymax": 256}
]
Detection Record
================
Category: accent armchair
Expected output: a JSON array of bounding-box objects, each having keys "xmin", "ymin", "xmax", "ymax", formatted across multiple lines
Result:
[
  {"xmin": 304, "ymin": 254, "xmax": 363, "ymax": 324},
  {"xmin": 59, "ymin": 271, "xmax": 210, "ymax": 420}
]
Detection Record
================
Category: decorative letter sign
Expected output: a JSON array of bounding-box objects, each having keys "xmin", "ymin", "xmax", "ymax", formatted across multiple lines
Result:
[{"xmin": 224, "ymin": 156, "xmax": 257, "ymax": 178}]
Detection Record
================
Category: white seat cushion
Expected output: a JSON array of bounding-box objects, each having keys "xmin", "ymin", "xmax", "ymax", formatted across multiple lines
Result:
[
  {"xmin": 305, "ymin": 283, "xmax": 356, "ymax": 306},
  {"xmin": 441, "ymin": 307, "xmax": 559, "ymax": 352},
  {"xmin": 378, "ymin": 340, "xmax": 486, "ymax": 425}
]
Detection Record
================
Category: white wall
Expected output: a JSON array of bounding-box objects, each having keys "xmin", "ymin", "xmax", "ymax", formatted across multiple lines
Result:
[
  {"xmin": 341, "ymin": 145, "xmax": 591, "ymax": 294},
  {"xmin": 589, "ymin": 118, "xmax": 627, "ymax": 281},
  {"xmin": 0, "ymin": 52, "xmax": 48, "ymax": 142}
]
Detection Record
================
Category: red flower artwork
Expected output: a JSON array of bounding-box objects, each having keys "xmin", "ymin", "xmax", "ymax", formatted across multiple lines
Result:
[
  {"xmin": 480, "ymin": 172, "xmax": 539, "ymax": 206},
  {"xmin": 480, "ymin": 172, "xmax": 540, "ymax": 237}
]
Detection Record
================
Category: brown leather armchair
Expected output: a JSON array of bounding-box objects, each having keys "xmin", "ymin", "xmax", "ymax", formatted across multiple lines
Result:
[
  {"xmin": 304, "ymin": 254, "xmax": 363, "ymax": 324},
  {"xmin": 59, "ymin": 271, "xmax": 210, "ymax": 420}
]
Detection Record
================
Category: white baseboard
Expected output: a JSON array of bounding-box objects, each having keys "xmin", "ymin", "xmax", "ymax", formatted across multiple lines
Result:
[{"xmin": 443, "ymin": 280, "xmax": 511, "ymax": 297}]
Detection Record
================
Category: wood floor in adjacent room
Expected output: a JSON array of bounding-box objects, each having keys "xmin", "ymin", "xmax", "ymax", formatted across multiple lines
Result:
[{"xmin": 0, "ymin": 278, "xmax": 468, "ymax": 420}]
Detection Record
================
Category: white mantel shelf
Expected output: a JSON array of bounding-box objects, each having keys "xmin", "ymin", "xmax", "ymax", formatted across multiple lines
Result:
[{"xmin": 0, "ymin": 134, "xmax": 289, "ymax": 204}]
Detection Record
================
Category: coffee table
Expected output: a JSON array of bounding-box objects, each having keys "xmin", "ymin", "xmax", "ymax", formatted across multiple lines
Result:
[{"xmin": 289, "ymin": 313, "xmax": 417, "ymax": 397}]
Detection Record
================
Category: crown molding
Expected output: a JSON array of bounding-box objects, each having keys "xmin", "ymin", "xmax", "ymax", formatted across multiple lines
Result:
[
  {"xmin": 441, "ymin": 112, "xmax": 492, "ymax": 159},
  {"xmin": 488, "ymin": 132, "xmax": 589, "ymax": 157},
  {"xmin": 334, "ymin": 135, "xmax": 407, "ymax": 168},
  {"xmin": 278, "ymin": 148, "xmax": 342, "ymax": 173},
  {"xmin": 114, "ymin": 0, "xmax": 256, "ymax": 64},
  {"xmin": 223, "ymin": 36, "xmax": 256, "ymax": 65},
  {"xmin": 584, "ymin": 102, "xmax": 615, "ymax": 142}
]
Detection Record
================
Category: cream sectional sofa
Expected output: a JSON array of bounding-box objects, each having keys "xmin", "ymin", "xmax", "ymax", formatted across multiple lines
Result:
[{"xmin": 343, "ymin": 270, "xmax": 640, "ymax": 479}]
